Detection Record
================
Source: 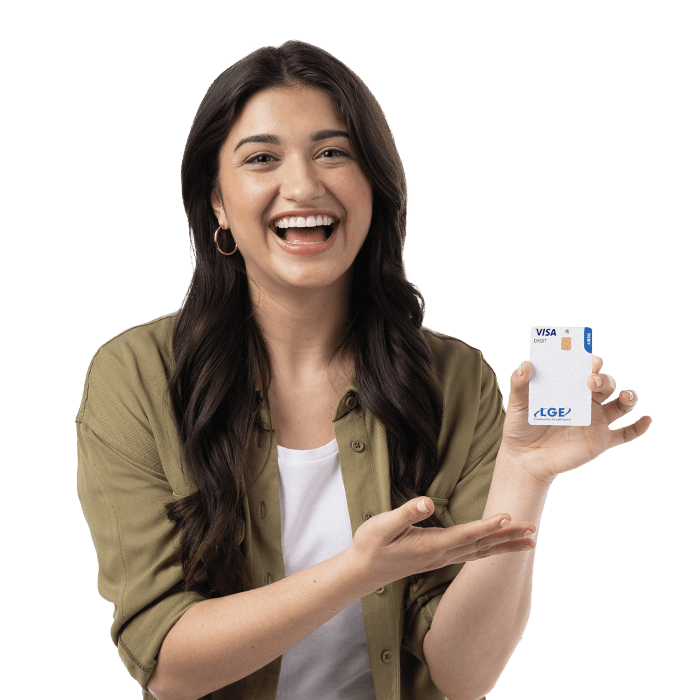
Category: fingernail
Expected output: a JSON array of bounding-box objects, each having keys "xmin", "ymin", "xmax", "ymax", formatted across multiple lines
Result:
[
  {"xmin": 517, "ymin": 363, "xmax": 523, "ymax": 376},
  {"xmin": 627, "ymin": 390, "xmax": 635, "ymax": 402},
  {"xmin": 523, "ymin": 529, "xmax": 535, "ymax": 537},
  {"xmin": 500, "ymin": 518, "xmax": 511, "ymax": 527},
  {"xmin": 594, "ymin": 376, "xmax": 602, "ymax": 387},
  {"xmin": 417, "ymin": 499, "xmax": 429, "ymax": 513},
  {"xmin": 522, "ymin": 544, "xmax": 534, "ymax": 551}
]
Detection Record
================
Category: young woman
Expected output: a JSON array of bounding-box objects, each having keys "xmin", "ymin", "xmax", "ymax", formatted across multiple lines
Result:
[{"xmin": 76, "ymin": 41, "xmax": 651, "ymax": 700}]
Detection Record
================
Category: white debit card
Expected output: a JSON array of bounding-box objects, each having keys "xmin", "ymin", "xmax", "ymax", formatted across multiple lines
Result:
[{"xmin": 529, "ymin": 327, "xmax": 592, "ymax": 426}]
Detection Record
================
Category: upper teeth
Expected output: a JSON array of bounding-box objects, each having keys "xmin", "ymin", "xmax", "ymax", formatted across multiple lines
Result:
[{"xmin": 273, "ymin": 215, "xmax": 337, "ymax": 229}]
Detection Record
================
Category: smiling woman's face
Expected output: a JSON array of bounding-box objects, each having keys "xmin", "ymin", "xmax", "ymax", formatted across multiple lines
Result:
[{"xmin": 211, "ymin": 83, "xmax": 373, "ymax": 296}]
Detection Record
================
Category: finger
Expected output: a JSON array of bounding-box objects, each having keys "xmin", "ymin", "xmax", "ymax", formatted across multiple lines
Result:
[
  {"xmin": 453, "ymin": 517, "xmax": 533, "ymax": 552},
  {"xmin": 412, "ymin": 497, "xmax": 434, "ymax": 519},
  {"xmin": 383, "ymin": 498, "xmax": 437, "ymax": 541},
  {"xmin": 508, "ymin": 361, "xmax": 531, "ymax": 412},
  {"xmin": 452, "ymin": 532, "xmax": 536, "ymax": 563},
  {"xmin": 603, "ymin": 389, "xmax": 651, "ymax": 447},
  {"xmin": 453, "ymin": 513, "xmax": 513, "ymax": 549},
  {"xmin": 609, "ymin": 415, "xmax": 652, "ymax": 448},
  {"xmin": 592, "ymin": 355, "xmax": 603, "ymax": 373},
  {"xmin": 602, "ymin": 389, "xmax": 639, "ymax": 425},
  {"xmin": 490, "ymin": 537, "xmax": 536, "ymax": 554},
  {"xmin": 447, "ymin": 513, "xmax": 536, "ymax": 564},
  {"xmin": 471, "ymin": 522, "xmax": 537, "ymax": 551},
  {"xmin": 587, "ymin": 372, "xmax": 616, "ymax": 404}
]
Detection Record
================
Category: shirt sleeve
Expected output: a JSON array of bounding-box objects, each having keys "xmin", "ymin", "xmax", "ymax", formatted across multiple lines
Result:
[
  {"xmin": 76, "ymin": 349, "xmax": 206, "ymax": 695},
  {"xmin": 402, "ymin": 352, "xmax": 505, "ymax": 668}
]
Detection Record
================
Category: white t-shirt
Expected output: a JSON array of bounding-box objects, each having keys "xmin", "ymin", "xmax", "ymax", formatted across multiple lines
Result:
[{"xmin": 275, "ymin": 438, "xmax": 377, "ymax": 700}]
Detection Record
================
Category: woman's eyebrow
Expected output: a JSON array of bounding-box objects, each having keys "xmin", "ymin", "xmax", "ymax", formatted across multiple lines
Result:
[{"xmin": 234, "ymin": 129, "xmax": 350, "ymax": 152}]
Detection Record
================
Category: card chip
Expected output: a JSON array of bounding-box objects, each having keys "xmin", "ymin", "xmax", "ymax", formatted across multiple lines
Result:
[{"xmin": 561, "ymin": 337, "xmax": 571, "ymax": 351}]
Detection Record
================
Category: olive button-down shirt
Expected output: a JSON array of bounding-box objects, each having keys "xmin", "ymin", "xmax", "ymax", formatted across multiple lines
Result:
[{"xmin": 76, "ymin": 313, "xmax": 504, "ymax": 700}]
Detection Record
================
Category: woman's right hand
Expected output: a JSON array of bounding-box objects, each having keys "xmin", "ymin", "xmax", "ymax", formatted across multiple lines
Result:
[{"xmin": 347, "ymin": 497, "xmax": 536, "ymax": 590}]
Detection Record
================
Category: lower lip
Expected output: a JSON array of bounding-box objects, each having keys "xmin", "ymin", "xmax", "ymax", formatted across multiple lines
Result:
[{"xmin": 271, "ymin": 223, "xmax": 339, "ymax": 257}]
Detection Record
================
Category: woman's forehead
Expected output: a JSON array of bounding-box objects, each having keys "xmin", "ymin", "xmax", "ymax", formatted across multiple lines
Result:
[{"xmin": 230, "ymin": 84, "xmax": 346, "ymax": 137}]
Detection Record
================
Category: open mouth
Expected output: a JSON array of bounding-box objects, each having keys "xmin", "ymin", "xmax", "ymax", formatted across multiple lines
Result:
[{"xmin": 274, "ymin": 220, "xmax": 338, "ymax": 241}]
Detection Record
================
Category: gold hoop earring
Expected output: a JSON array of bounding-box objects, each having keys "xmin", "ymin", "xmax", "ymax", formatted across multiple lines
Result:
[{"xmin": 214, "ymin": 225, "xmax": 238, "ymax": 255}]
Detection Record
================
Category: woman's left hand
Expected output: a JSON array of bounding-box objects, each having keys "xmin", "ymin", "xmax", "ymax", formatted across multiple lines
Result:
[{"xmin": 500, "ymin": 356, "xmax": 652, "ymax": 485}]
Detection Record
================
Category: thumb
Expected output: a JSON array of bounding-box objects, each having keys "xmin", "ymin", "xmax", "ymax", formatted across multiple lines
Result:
[
  {"xmin": 411, "ymin": 497, "xmax": 433, "ymax": 518},
  {"xmin": 374, "ymin": 497, "xmax": 433, "ymax": 541},
  {"xmin": 508, "ymin": 360, "xmax": 531, "ymax": 411}
]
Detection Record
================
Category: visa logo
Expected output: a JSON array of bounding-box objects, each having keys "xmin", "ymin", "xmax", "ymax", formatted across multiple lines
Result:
[
  {"xmin": 534, "ymin": 407, "xmax": 572, "ymax": 418},
  {"xmin": 536, "ymin": 328, "xmax": 557, "ymax": 336}
]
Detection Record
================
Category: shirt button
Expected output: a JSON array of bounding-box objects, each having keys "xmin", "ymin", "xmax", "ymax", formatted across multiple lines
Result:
[
  {"xmin": 352, "ymin": 440, "xmax": 364, "ymax": 452},
  {"xmin": 267, "ymin": 572, "xmax": 273, "ymax": 585},
  {"xmin": 381, "ymin": 650, "xmax": 393, "ymax": 663},
  {"xmin": 375, "ymin": 586, "xmax": 385, "ymax": 594},
  {"xmin": 346, "ymin": 395, "xmax": 357, "ymax": 409},
  {"xmin": 260, "ymin": 501, "xmax": 267, "ymax": 519},
  {"xmin": 363, "ymin": 512, "xmax": 374, "ymax": 521}
]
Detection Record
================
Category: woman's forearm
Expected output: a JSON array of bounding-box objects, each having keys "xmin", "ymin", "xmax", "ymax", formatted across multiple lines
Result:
[
  {"xmin": 147, "ymin": 549, "xmax": 377, "ymax": 700},
  {"xmin": 424, "ymin": 451, "xmax": 553, "ymax": 700}
]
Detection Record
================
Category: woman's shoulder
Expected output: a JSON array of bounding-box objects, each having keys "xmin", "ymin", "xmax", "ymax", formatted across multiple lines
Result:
[
  {"xmin": 421, "ymin": 326, "xmax": 493, "ymax": 381},
  {"xmin": 89, "ymin": 312, "xmax": 177, "ymax": 364},
  {"xmin": 76, "ymin": 312, "xmax": 178, "ymax": 428},
  {"xmin": 421, "ymin": 326, "xmax": 505, "ymax": 454}
]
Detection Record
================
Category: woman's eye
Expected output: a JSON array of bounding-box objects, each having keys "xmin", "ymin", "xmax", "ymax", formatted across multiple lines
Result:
[
  {"xmin": 246, "ymin": 154, "xmax": 275, "ymax": 165},
  {"xmin": 319, "ymin": 148, "xmax": 347, "ymax": 159}
]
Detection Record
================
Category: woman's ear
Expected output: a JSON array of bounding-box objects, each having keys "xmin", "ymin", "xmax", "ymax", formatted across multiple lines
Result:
[{"xmin": 210, "ymin": 188, "xmax": 227, "ymax": 227}]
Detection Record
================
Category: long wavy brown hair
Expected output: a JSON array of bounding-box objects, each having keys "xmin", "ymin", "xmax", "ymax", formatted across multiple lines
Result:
[{"xmin": 165, "ymin": 40, "xmax": 445, "ymax": 598}]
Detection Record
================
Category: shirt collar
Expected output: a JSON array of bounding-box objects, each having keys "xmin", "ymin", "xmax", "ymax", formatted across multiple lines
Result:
[{"xmin": 254, "ymin": 373, "xmax": 359, "ymax": 431}]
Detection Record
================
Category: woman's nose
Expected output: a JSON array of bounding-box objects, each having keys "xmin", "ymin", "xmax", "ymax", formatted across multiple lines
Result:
[{"xmin": 279, "ymin": 156, "xmax": 325, "ymax": 202}]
